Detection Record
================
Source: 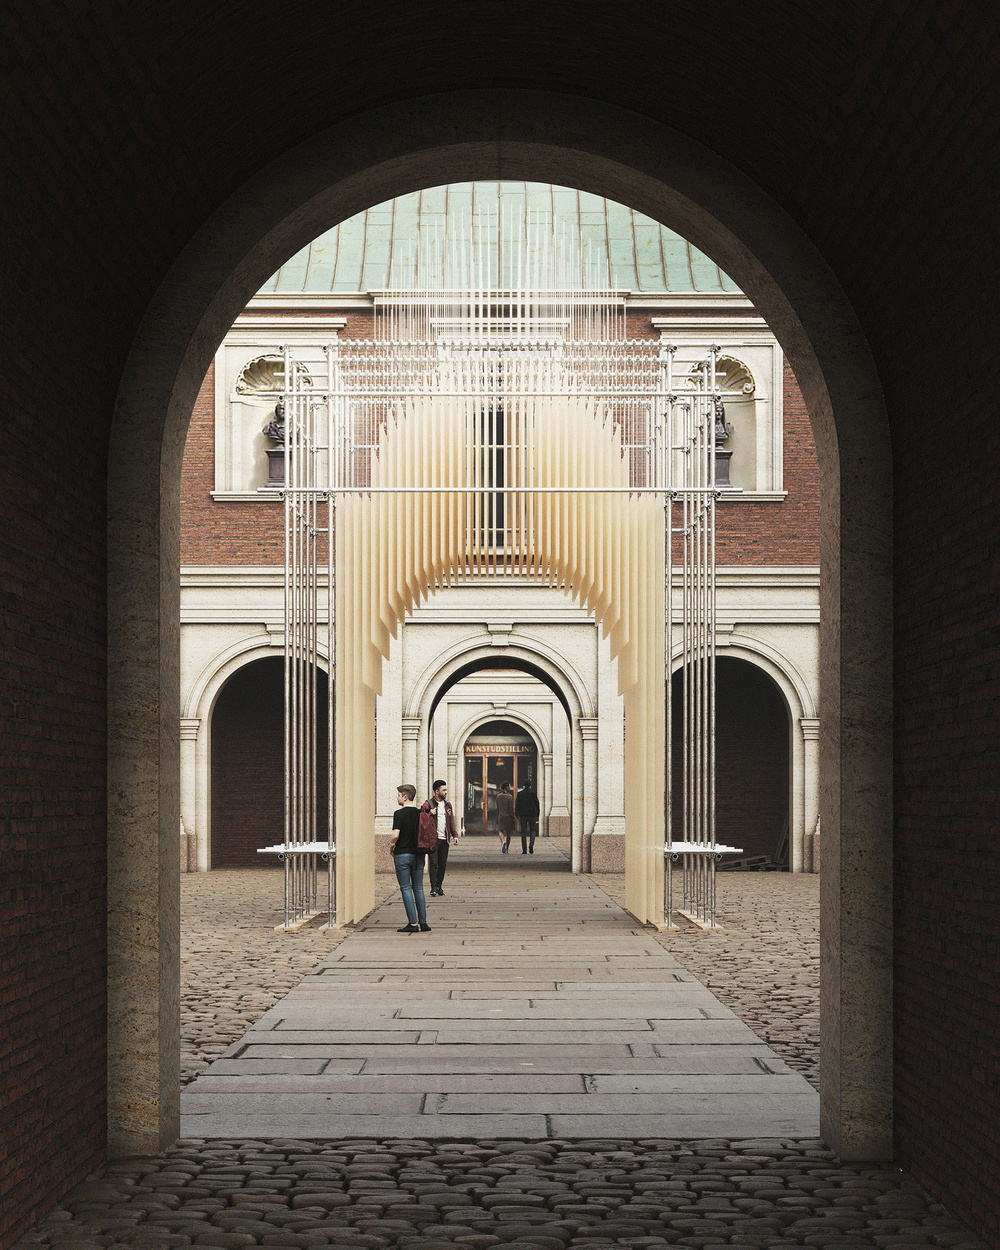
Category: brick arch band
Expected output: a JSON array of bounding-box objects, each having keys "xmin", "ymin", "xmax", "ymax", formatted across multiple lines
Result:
[{"xmin": 107, "ymin": 89, "xmax": 892, "ymax": 1164}]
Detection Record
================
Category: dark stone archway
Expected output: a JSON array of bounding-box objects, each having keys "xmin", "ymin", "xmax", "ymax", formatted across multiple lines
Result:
[
  {"xmin": 107, "ymin": 91, "xmax": 891, "ymax": 1165},
  {"xmin": 9, "ymin": 8, "xmax": 1000, "ymax": 1242},
  {"xmin": 672, "ymin": 658, "xmax": 792, "ymax": 865}
]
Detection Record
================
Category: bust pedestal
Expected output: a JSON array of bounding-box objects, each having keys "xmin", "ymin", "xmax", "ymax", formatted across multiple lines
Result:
[{"xmin": 266, "ymin": 447, "xmax": 285, "ymax": 487}]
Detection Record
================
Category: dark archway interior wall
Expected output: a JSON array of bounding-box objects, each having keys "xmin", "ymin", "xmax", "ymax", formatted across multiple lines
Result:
[
  {"xmin": 671, "ymin": 660, "xmax": 790, "ymax": 861},
  {"xmin": 3, "ymin": 5, "xmax": 999, "ymax": 1247},
  {"xmin": 210, "ymin": 659, "xmax": 327, "ymax": 868}
]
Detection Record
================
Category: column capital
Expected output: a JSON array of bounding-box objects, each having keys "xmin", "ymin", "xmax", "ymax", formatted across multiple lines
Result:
[
  {"xmin": 578, "ymin": 717, "xmax": 599, "ymax": 741},
  {"xmin": 401, "ymin": 717, "xmax": 421, "ymax": 741},
  {"xmin": 179, "ymin": 718, "xmax": 200, "ymax": 741},
  {"xmin": 800, "ymin": 717, "xmax": 821, "ymax": 740}
]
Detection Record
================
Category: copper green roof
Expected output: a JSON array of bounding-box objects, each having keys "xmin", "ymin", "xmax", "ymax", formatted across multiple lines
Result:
[{"xmin": 260, "ymin": 183, "xmax": 742, "ymax": 296}]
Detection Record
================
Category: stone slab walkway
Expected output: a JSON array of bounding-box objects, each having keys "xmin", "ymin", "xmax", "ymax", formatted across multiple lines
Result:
[{"xmin": 180, "ymin": 840, "xmax": 818, "ymax": 1140}]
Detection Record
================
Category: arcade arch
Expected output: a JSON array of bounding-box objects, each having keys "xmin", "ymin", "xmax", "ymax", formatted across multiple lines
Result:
[
  {"xmin": 107, "ymin": 90, "xmax": 892, "ymax": 1160},
  {"xmin": 378, "ymin": 612, "xmax": 613, "ymax": 873},
  {"xmin": 670, "ymin": 654, "xmax": 799, "ymax": 871},
  {"xmin": 207, "ymin": 657, "xmax": 326, "ymax": 870},
  {"xmin": 181, "ymin": 637, "xmax": 330, "ymax": 872},
  {"xmin": 670, "ymin": 636, "xmax": 818, "ymax": 874}
]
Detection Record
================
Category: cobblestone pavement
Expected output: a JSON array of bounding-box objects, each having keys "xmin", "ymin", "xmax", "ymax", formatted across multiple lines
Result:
[
  {"xmin": 18, "ymin": 1137, "xmax": 988, "ymax": 1250},
  {"xmin": 180, "ymin": 870, "xmax": 399, "ymax": 1086},
  {"xmin": 586, "ymin": 872, "xmax": 819, "ymax": 1090}
]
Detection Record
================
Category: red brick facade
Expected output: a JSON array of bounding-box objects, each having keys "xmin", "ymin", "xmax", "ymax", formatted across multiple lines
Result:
[
  {"xmin": 181, "ymin": 324, "xmax": 820, "ymax": 568},
  {"xmin": 717, "ymin": 362, "xmax": 819, "ymax": 565},
  {"xmin": 181, "ymin": 361, "xmax": 285, "ymax": 565}
]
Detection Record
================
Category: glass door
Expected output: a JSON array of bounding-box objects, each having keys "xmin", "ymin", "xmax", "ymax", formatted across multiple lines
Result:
[{"xmin": 463, "ymin": 720, "xmax": 538, "ymax": 833}]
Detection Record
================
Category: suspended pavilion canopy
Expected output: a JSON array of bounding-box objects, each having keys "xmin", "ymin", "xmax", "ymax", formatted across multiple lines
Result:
[{"xmin": 259, "ymin": 182, "xmax": 743, "ymax": 296}]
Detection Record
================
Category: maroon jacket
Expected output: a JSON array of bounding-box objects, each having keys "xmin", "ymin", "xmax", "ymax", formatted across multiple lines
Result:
[{"xmin": 420, "ymin": 797, "xmax": 458, "ymax": 842}]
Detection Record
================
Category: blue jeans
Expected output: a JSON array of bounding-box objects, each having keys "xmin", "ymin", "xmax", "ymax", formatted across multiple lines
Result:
[{"xmin": 393, "ymin": 852, "xmax": 427, "ymax": 925}]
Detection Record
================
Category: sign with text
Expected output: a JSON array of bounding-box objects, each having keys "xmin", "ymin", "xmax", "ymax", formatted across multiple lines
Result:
[{"xmin": 464, "ymin": 742, "xmax": 535, "ymax": 755}]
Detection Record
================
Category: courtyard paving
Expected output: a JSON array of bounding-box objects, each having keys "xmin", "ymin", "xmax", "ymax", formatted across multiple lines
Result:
[
  {"xmin": 178, "ymin": 839, "xmax": 817, "ymax": 1140},
  {"xmin": 586, "ymin": 869, "xmax": 819, "ymax": 1090},
  {"xmin": 179, "ymin": 844, "xmax": 819, "ymax": 1094},
  {"xmin": 16, "ymin": 844, "xmax": 988, "ymax": 1250}
]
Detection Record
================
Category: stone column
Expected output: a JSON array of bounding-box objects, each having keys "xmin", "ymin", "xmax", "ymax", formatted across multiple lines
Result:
[
  {"xmin": 447, "ymin": 752, "xmax": 459, "ymax": 827},
  {"xmin": 590, "ymin": 639, "xmax": 626, "ymax": 869},
  {"xmin": 179, "ymin": 719, "xmax": 199, "ymax": 873},
  {"xmin": 548, "ymin": 710, "xmax": 571, "ymax": 841},
  {"xmin": 541, "ymin": 751, "xmax": 553, "ymax": 836},
  {"xmin": 375, "ymin": 648, "xmax": 404, "ymax": 831},
  {"xmin": 431, "ymin": 712, "xmax": 448, "ymax": 793},
  {"xmin": 579, "ymin": 717, "xmax": 599, "ymax": 872},
  {"xmin": 800, "ymin": 718, "xmax": 821, "ymax": 872},
  {"xmin": 570, "ymin": 721, "xmax": 584, "ymax": 873},
  {"xmin": 401, "ymin": 717, "xmax": 421, "ymax": 790}
]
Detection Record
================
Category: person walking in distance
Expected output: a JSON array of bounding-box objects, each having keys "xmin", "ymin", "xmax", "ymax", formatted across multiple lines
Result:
[
  {"xmin": 516, "ymin": 781, "xmax": 540, "ymax": 854},
  {"xmin": 423, "ymin": 779, "xmax": 458, "ymax": 896},
  {"xmin": 496, "ymin": 781, "xmax": 516, "ymax": 854},
  {"xmin": 390, "ymin": 785, "xmax": 430, "ymax": 934}
]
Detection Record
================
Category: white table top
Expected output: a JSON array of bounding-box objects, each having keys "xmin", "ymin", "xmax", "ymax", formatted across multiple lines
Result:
[
  {"xmin": 257, "ymin": 841, "xmax": 335, "ymax": 855},
  {"xmin": 665, "ymin": 841, "xmax": 743, "ymax": 855}
]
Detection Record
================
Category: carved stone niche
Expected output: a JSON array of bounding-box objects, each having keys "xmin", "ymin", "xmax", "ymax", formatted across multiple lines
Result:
[
  {"xmin": 234, "ymin": 355, "xmax": 311, "ymax": 490},
  {"xmin": 235, "ymin": 353, "xmax": 312, "ymax": 395},
  {"xmin": 688, "ymin": 355, "xmax": 755, "ymax": 488}
]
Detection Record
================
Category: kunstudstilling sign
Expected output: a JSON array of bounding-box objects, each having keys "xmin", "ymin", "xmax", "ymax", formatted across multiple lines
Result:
[{"xmin": 464, "ymin": 742, "xmax": 535, "ymax": 755}]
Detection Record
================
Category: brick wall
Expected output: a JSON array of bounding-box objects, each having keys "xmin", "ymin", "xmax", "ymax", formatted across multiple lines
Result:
[
  {"xmin": 181, "ymin": 361, "xmax": 285, "ymax": 565},
  {"xmin": 210, "ymin": 658, "xmax": 328, "ymax": 868},
  {"xmin": 182, "ymin": 322, "xmax": 819, "ymax": 568},
  {"xmin": 716, "ymin": 361, "xmax": 820, "ymax": 565}
]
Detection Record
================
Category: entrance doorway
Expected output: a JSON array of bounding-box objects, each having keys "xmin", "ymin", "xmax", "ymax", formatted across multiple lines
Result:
[{"xmin": 463, "ymin": 719, "xmax": 538, "ymax": 834}]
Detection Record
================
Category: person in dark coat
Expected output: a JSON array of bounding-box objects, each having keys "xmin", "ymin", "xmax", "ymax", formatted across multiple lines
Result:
[
  {"xmin": 496, "ymin": 781, "xmax": 516, "ymax": 853},
  {"xmin": 515, "ymin": 782, "xmax": 541, "ymax": 854}
]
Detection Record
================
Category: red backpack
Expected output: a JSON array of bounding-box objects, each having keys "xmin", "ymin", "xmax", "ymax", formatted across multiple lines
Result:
[{"xmin": 416, "ymin": 802, "xmax": 438, "ymax": 853}]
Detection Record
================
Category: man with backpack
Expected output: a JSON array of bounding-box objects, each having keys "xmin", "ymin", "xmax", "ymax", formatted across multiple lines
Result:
[{"xmin": 421, "ymin": 779, "xmax": 459, "ymax": 897}]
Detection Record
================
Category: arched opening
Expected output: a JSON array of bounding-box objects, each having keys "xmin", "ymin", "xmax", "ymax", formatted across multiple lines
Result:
[
  {"xmin": 430, "ymin": 656, "xmax": 571, "ymax": 723},
  {"xmin": 404, "ymin": 631, "xmax": 593, "ymax": 861},
  {"xmin": 672, "ymin": 657, "xmax": 792, "ymax": 868},
  {"xmin": 208, "ymin": 657, "xmax": 329, "ymax": 868},
  {"xmin": 107, "ymin": 91, "xmax": 892, "ymax": 1160},
  {"xmin": 717, "ymin": 658, "xmax": 791, "ymax": 865}
]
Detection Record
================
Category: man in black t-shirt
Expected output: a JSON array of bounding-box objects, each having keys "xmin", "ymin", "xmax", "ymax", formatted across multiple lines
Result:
[{"xmin": 390, "ymin": 784, "xmax": 429, "ymax": 933}]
